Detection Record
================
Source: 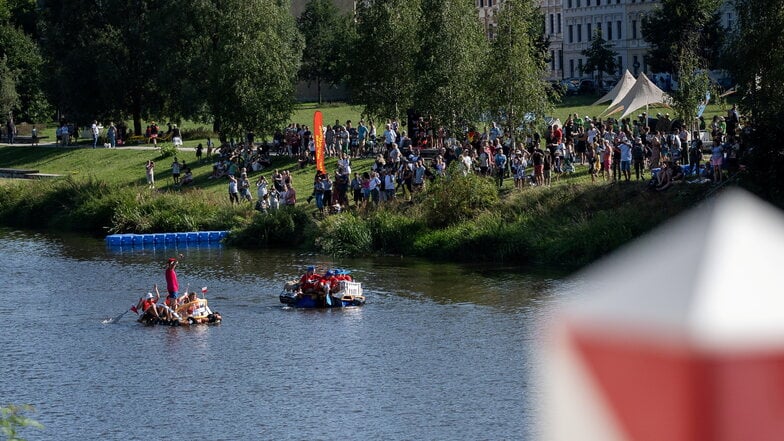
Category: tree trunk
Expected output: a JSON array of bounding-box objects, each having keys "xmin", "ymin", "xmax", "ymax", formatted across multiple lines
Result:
[
  {"xmin": 132, "ymin": 93, "xmax": 142, "ymax": 136},
  {"xmin": 317, "ymin": 77, "xmax": 322, "ymax": 105}
]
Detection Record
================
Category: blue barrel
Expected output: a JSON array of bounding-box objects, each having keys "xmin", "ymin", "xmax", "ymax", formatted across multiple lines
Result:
[
  {"xmin": 187, "ymin": 232, "xmax": 199, "ymax": 242},
  {"xmin": 120, "ymin": 234, "xmax": 134, "ymax": 245},
  {"xmin": 165, "ymin": 233, "xmax": 177, "ymax": 242},
  {"xmin": 154, "ymin": 233, "xmax": 167, "ymax": 243},
  {"xmin": 175, "ymin": 232, "xmax": 188, "ymax": 242},
  {"xmin": 218, "ymin": 231, "xmax": 228, "ymax": 239},
  {"xmin": 198, "ymin": 232, "xmax": 210, "ymax": 242},
  {"xmin": 106, "ymin": 234, "xmax": 123, "ymax": 246},
  {"xmin": 208, "ymin": 231, "xmax": 221, "ymax": 241},
  {"xmin": 142, "ymin": 234, "xmax": 155, "ymax": 244},
  {"xmin": 132, "ymin": 234, "xmax": 145, "ymax": 245}
]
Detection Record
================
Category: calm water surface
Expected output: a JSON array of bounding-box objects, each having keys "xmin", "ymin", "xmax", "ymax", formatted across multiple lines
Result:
[{"xmin": 0, "ymin": 229, "xmax": 566, "ymax": 440}]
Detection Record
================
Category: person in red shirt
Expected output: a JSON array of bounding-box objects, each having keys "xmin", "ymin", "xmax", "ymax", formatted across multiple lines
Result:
[
  {"xmin": 165, "ymin": 256, "xmax": 181, "ymax": 307},
  {"xmin": 298, "ymin": 265, "xmax": 321, "ymax": 293}
]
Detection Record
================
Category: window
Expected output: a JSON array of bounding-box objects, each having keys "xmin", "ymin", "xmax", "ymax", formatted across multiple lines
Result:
[
  {"xmin": 550, "ymin": 14, "xmax": 554, "ymax": 34},
  {"xmin": 558, "ymin": 49, "xmax": 563, "ymax": 70},
  {"xmin": 557, "ymin": 14, "xmax": 562, "ymax": 33},
  {"xmin": 568, "ymin": 0, "xmax": 573, "ymax": 8},
  {"xmin": 617, "ymin": 56, "xmax": 623, "ymax": 75},
  {"xmin": 568, "ymin": 25, "xmax": 574, "ymax": 43},
  {"xmin": 577, "ymin": 24, "xmax": 582, "ymax": 42},
  {"xmin": 570, "ymin": 59, "xmax": 575, "ymax": 77},
  {"xmin": 617, "ymin": 21, "xmax": 622, "ymax": 39},
  {"xmin": 587, "ymin": 23, "xmax": 592, "ymax": 41},
  {"xmin": 578, "ymin": 59, "xmax": 584, "ymax": 77},
  {"xmin": 632, "ymin": 20, "xmax": 637, "ymax": 39},
  {"xmin": 607, "ymin": 22, "xmax": 612, "ymax": 40},
  {"xmin": 586, "ymin": 0, "xmax": 591, "ymax": 6},
  {"xmin": 551, "ymin": 51, "xmax": 556, "ymax": 70},
  {"xmin": 633, "ymin": 55, "xmax": 639, "ymax": 75},
  {"xmin": 577, "ymin": 0, "xmax": 581, "ymax": 7}
]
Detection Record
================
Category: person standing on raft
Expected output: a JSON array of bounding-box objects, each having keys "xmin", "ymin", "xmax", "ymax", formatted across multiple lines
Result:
[{"xmin": 165, "ymin": 256, "xmax": 182, "ymax": 307}]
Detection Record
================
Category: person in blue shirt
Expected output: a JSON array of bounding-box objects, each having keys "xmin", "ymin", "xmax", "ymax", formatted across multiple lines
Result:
[{"xmin": 494, "ymin": 146, "xmax": 507, "ymax": 189}]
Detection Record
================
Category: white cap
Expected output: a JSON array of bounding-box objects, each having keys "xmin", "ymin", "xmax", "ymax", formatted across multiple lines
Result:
[{"xmin": 145, "ymin": 293, "xmax": 154, "ymax": 299}]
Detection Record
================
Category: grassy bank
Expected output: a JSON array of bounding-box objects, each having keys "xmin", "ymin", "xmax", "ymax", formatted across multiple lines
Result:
[{"xmin": 0, "ymin": 145, "xmax": 716, "ymax": 270}]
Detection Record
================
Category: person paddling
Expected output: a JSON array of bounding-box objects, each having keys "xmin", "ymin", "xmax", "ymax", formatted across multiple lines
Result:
[{"xmin": 133, "ymin": 284, "xmax": 162, "ymax": 322}]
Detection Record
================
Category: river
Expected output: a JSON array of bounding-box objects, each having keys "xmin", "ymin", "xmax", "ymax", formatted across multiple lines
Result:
[{"xmin": 0, "ymin": 228, "xmax": 566, "ymax": 440}]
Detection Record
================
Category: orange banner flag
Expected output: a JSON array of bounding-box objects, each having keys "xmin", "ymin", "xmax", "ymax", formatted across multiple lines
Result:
[{"xmin": 313, "ymin": 111, "xmax": 325, "ymax": 174}]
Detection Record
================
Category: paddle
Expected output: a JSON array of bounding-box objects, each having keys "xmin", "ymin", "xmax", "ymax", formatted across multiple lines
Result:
[{"xmin": 105, "ymin": 304, "xmax": 136, "ymax": 324}]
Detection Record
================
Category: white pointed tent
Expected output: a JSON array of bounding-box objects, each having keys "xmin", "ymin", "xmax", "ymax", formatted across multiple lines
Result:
[
  {"xmin": 592, "ymin": 70, "xmax": 636, "ymax": 109},
  {"xmin": 604, "ymin": 72, "xmax": 671, "ymax": 119}
]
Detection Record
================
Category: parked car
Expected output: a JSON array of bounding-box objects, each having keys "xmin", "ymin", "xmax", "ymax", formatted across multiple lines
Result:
[
  {"xmin": 578, "ymin": 79, "xmax": 596, "ymax": 94},
  {"xmin": 560, "ymin": 78, "xmax": 580, "ymax": 95}
]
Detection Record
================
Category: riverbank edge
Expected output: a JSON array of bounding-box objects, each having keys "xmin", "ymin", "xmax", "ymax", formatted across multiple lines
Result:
[{"xmin": 0, "ymin": 174, "xmax": 717, "ymax": 271}]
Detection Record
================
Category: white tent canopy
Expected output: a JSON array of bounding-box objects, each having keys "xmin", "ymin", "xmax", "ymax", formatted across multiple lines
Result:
[
  {"xmin": 604, "ymin": 72, "xmax": 671, "ymax": 119},
  {"xmin": 592, "ymin": 70, "xmax": 636, "ymax": 109}
]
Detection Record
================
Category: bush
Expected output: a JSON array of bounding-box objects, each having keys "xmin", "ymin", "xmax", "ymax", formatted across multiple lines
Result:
[
  {"xmin": 315, "ymin": 211, "xmax": 372, "ymax": 256},
  {"xmin": 417, "ymin": 164, "xmax": 499, "ymax": 228},
  {"xmin": 227, "ymin": 206, "xmax": 314, "ymax": 248},
  {"xmin": 159, "ymin": 143, "xmax": 178, "ymax": 158}
]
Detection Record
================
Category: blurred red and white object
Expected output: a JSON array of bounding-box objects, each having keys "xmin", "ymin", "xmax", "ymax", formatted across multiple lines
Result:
[{"xmin": 540, "ymin": 189, "xmax": 784, "ymax": 441}]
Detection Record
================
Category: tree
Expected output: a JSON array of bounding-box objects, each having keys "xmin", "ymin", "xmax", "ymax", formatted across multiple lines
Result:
[
  {"xmin": 482, "ymin": 0, "xmax": 552, "ymax": 143},
  {"xmin": 641, "ymin": 0, "xmax": 724, "ymax": 73},
  {"xmin": 298, "ymin": 0, "xmax": 351, "ymax": 104},
  {"xmin": 726, "ymin": 0, "xmax": 784, "ymax": 206},
  {"xmin": 413, "ymin": 0, "xmax": 488, "ymax": 133},
  {"xmin": 581, "ymin": 29, "xmax": 618, "ymax": 89},
  {"xmin": 347, "ymin": 0, "xmax": 422, "ymax": 121},
  {"xmin": 39, "ymin": 0, "xmax": 165, "ymax": 132},
  {"xmin": 0, "ymin": 1, "xmax": 51, "ymax": 122},
  {"xmin": 668, "ymin": 35, "xmax": 713, "ymax": 135},
  {"xmin": 0, "ymin": 57, "xmax": 19, "ymax": 117}
]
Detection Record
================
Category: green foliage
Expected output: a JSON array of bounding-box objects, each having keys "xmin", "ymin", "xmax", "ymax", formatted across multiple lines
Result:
[
  {"xmin": 483, "ymin": 0, "xmax": 552, "ymax": 141},
  {"xmin": 669, "ymin": 38, "xmax": 714, "ymax": 128},
  {"xmin": 0, "ymin": 57, "xmax": 18, "ymax": 116},
  {"xmin": 418, "ymin": 164, "xmax": 499, "ymax": 228},
  {"xmin": 316, "ymin": 211, "xmax": 373, "ymax": 256},
  {"xmin": 366, "ymin": 209, "xmax": 423, "ymax": 254},
  {"xmin": 348, "ymin": 0, "xmax": 422, "ymax": 121},
  {"xmin": 298, "ymin": 0, "xmax": 351, "ymax": 104},
  {"xmin": 641, "ymin": 0, "xmax": 724, "ymax": 72},
  {"xmin": 228, "ymin": 206, "xmax": 314, "ymax": 248},
  {"xmin": 414, "ymin": 0, "xmax": 488, "ymax": 133},
  {"xmin": 158, "ymin": 143, "xmax": 178, "ymax": 159},
  {"xmin": 581, "ymin": 30, "xmax": 618, "ymax": 85},
  {"xmin": 1, "ymin": 404, "xmax": 43, "ymax": 441},
  {"xmin": 727, "ymin": 0, "xmax": 784, "ymax": 207},
  {"xmin": 0, "ymin": 16, "xmax": 49, "ymax": 122}
]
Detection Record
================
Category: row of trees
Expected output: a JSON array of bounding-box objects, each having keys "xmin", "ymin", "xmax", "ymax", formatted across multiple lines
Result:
[
  {"xmin": 0, "ymin": 0, "xmax": 551, "ymax": 140},
  {"xmin": 0, "ymin": 0, "xmax": 782, "ymax": 153}
]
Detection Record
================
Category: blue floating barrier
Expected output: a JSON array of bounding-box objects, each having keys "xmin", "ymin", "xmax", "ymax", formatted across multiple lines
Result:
[
  {"xmin": 131, "ymin": 235, "xmax": 145, "ymax": 245},
  {"xmin": 120, "ymin": 234, "xmax": 134, "ymax": 245},
  {"xmin": 198, "ymin": 232, "xmax": 210, "ymax": 242},
  {"xmin": 187, "ymin": 232, "xmax": 199, "ymax": 242},
  {"xmin": 175, "ymin": 232, "xmax": 189, "ymax": 242},
  {"xmin": 142, "ymin": 234, "xmax": 155, "ymax": 244},
  {"xmin": 165, "ymin": 233, "xmax": 177, "ymax": 242},
  {"xmin": 154, "ymin": 233, "xmax": 167, "ymax": 243},
  {"xmin": 208, "ymin": 231, "xmax": 221, "ymax": 241},
  {"xmin": 218, "ymin": 231, "xmax": 228, "ymax": 239},
  {"xmin": 106, "ymin": 234, "xmax": 123, "ymax": 246}
]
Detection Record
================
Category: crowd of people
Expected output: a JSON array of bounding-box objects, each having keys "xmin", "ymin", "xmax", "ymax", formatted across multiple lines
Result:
[{"xmin": 138, "ymin": 103, "xmax": 745, "ymax": 211}]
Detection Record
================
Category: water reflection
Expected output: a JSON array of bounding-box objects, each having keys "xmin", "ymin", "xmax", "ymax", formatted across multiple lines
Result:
[{"xmin": 1, "ymin": 228, "xmax": 564, "ymax": 440}]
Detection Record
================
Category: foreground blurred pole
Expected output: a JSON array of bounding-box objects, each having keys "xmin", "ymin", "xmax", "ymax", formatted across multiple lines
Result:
[{"xmin": 541, "ymin": 189, "xmax": 784, "ymax": 441}]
